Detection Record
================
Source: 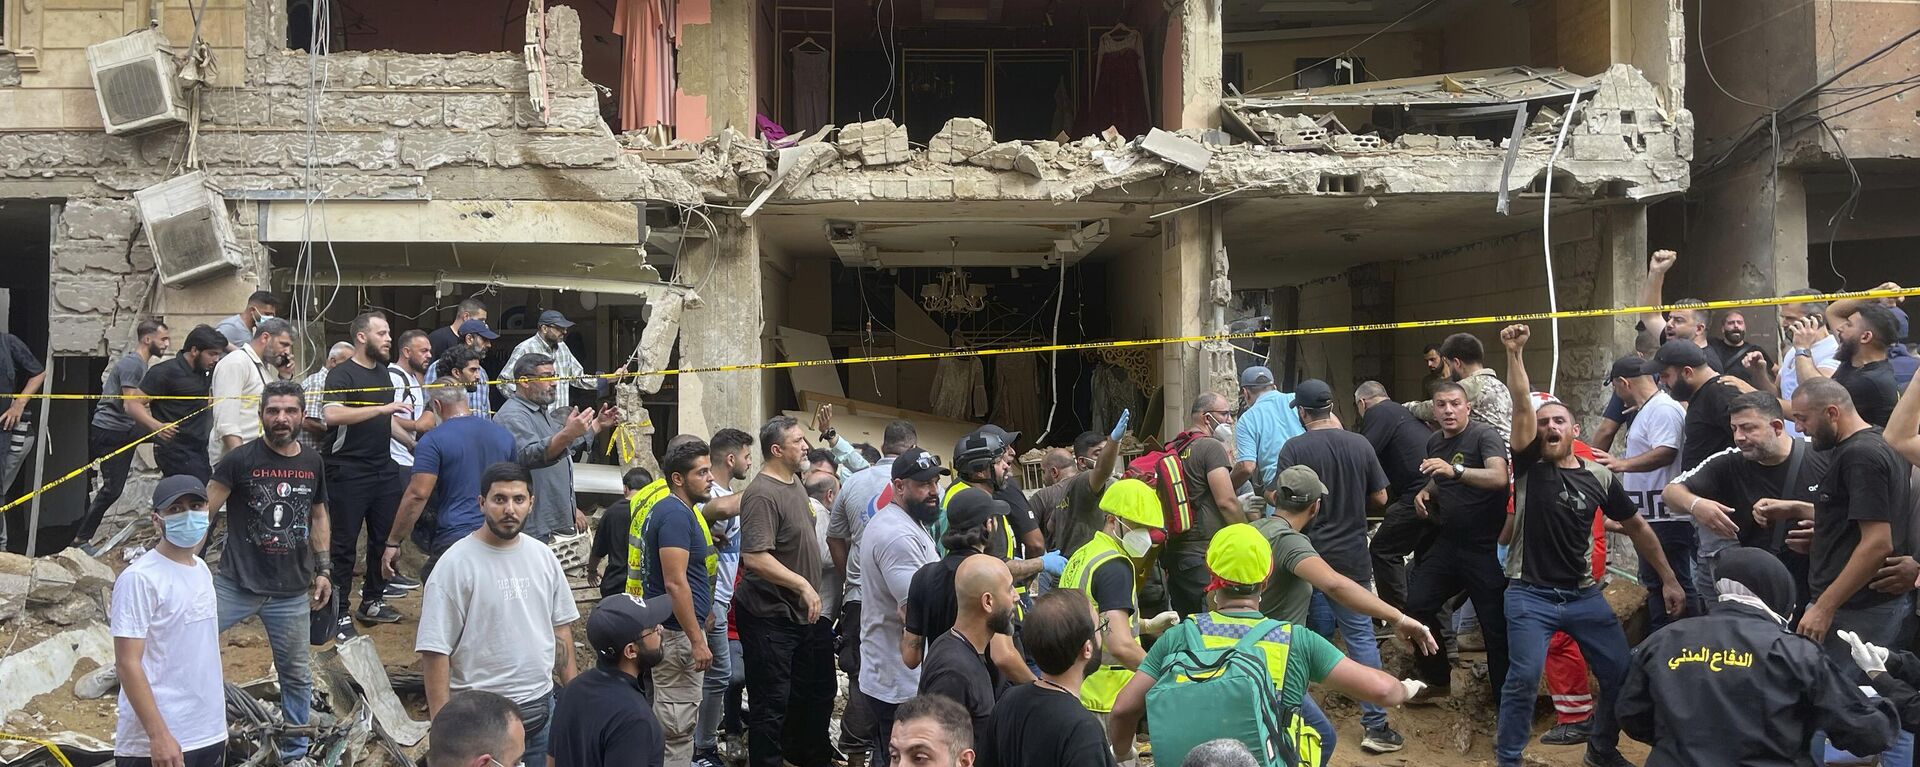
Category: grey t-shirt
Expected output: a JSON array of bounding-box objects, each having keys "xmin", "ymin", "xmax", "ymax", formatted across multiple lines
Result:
[
  {"xmin": 857, "ymin": 504, "xmax": 938, "ymax": 704},
  {"xmin": 415, "ymin": 534, "xmax": 580, "ymax": 705},
  {"xmin": 92, "ymin": 352, "xmax": 147, "ymax": 431},
  {"xmin": 829, "ymin": 457, "xmax": 896, "ymax": 604}
]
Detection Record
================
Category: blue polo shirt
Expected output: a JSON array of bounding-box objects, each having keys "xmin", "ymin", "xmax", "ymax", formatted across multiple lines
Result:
[{"xmin": 1235, "ymin": 389, "xmax": 1306, "ymax": 488}]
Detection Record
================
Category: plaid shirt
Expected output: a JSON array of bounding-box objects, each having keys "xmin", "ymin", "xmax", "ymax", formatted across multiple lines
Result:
[
  {"xmin": 500, "ymin": 335, "xmax": 592, "ymax": 411},
  {"xmin": 300, "ymin": 368, "xmax": 329, "ymax": 453}
]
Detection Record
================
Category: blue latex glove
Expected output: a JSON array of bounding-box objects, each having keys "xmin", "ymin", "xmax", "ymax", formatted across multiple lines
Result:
[
  {"xmin": 1109, "ymin": 409, "xmax": 1132, "ymax": 442},
  {"xmin": 1496, "ymin": 543, "xmax": 1510, "ymax": 566},
  {"xmin": 1043, "ymin": 550, "xmax": 1068, "ymax": 577}
]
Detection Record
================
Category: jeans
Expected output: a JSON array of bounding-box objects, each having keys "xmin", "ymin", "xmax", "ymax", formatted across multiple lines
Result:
[
  {"xmin": 1499, "ymin": 582, "xmax": 1631, "ymax": 766},
  {"xmin": 1692, "ymin": 527, "xmax": 1739, "ymax": 600},
  {"xmin": 1815, "ymin": 594, "xmax": 1916, "ymax": 767},
  {"xmin": 1406, "ymin": 541, "xmax": 1509, "ymax": 694},
  {"xmin": 1369, "ymin": 497, "xmax": 1436, "ymax": 612},
  {"xmin": 738, "ymin": 611, "xmax": 836, "ymax": 767},
  {"xmin": 656, "ymin": 629, "xmax": 706, "ymax": 767},
  {"xmin": 79, "ymin": 425, "xmax": 136, "ymax": 544},
  {"xmin": 326, "ymin": 467, "xmax": 401, "ymax": 612},
  {"xmin": 864, "ymin": 693, "xmax": 902, "ymax": 767},
  {"xmin": 1298, "ymin": 694, "xmax": 1334, "ymax": 767},
  {"xmin": 695, "ymin": 608, "xmax": 737, "ymax": 751},
  {"xmin": 214, "ymin": 574, "xmax": 312, "ymax": 759},
  {"xmin": 1639, "ymin": 522, "xmax": 1701, "ymax": 630},
  {"xmin": 518, "ymin": 692, "xmax": 555, "ymax": 767},
  {"xmin": 836, "ymin": 601, "xmax": 875, "ymax": 752},
  {"xmin": 1308, "ymin": 584, "xmax": 1387, "ymax": 730}
]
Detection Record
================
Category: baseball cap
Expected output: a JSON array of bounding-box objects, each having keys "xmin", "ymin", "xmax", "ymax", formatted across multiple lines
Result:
[
  {"xmin": 537, "ymin": 309, "xmax": 575, "ymax": 328},
  {"xmin": 1206, "ymin": 524, "xmax": 1274, "ymax": 587},
  {"xmin": 891, "ymin": 447, "xmax": 950, "ymax": 482},
  {"xmin": 1239, "ymin": 366, "xmax": 1276, "ymax": 388},
  {"xmin": 457, "ymin": 319, "xmax": 500, "ymax": 340},
  {"xmin": 152, "ymin": 475, "xmax": 208, "ymax": 510},
  {"xmin": 587, "ymin": 593, "xmax": 673, "ymax": 663},
  {"xmin": 1608, "ymin": 354, "xmax": 1649, "ymax": 382},
  {"xmin": 975, "ymin": 424, "xmax": 1022, "ymax": 451},
  {"xmin": 1650, "ymin": 339, "xmax": 1708, "ymax": 371},
  {"xmin": 1272, "ymin": 465, "xmax": 1326, "ymax": 508},
  {"xmin": 1292, "ymin": 379, "xmax": 1334, "ymax": 410},
  {"xmin": 945, "ymin": 487, "xmax": 1008, "ymax": 531}
]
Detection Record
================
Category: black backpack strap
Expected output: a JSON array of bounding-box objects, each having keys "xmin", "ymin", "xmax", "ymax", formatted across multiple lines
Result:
[{"xmin": 1771, "ymin": 440, "xmax": 1810, "ymax": 552}]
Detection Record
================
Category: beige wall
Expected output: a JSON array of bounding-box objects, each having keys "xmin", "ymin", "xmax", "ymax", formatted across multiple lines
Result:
[{"xmin": 3, "ymin": 0, "xmax": 246, "ymax": 130}]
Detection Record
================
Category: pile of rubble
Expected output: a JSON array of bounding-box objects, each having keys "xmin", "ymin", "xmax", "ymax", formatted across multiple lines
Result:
[{"xmin": 0, "ymin": 547, "xmax": 117, "ymax": 628}]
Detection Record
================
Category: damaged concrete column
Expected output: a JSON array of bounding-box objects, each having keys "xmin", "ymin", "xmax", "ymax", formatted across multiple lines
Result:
[
  {"xmin": 1689, "ymin": 161, "xmax": 1807, "ymax": 334},
  {"xmin": 1159, "ymin": 207, "xmax": 1230, "ymax": 438},
  {"xmin": 676, "ymin": 213, "xmax": 766, "ymax": 438},
  {"xmin": 1174, "ymin": 0, "xmax": 1224, "ymax": 130},
  {"xmin": 674, "ymin": 0, "xmax": 757, "ymax": 140}
]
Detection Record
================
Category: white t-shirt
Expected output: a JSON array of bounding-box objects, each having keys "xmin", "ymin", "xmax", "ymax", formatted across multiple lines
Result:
[
  {"xmin": 111, "ymin": 549, "xmax": 227, "ymax": 757},
  {"xmin": 415, "ymin": 534, "xmax": 581, "ymax": 704},
  {"xmin": 388, "ymin": 365, "xmax": 427, "ymax": 467},
  {"xmin": 1782, "ymin": 335, "xmax": 1840, "ymax": 438},
  {"xmin": 1623, "ymin": 389, "xmax": 1686, "ymax": 522}
]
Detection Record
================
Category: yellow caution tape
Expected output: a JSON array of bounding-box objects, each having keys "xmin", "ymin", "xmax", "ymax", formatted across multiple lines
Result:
[
  {"xmin": 0, "ymin": 403, "xmax": 213, "ymax": 515},
  {"xmin": 0, "ymin": 732, "xmax": 75, "ymax": 767}
]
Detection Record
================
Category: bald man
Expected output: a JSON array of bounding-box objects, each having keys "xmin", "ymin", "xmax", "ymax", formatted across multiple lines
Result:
[{"xmin": 917, "ymin": 555, "xmax": 1015, "ymax": 747}]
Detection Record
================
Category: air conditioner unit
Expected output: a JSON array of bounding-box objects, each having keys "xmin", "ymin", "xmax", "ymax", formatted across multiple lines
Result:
[
  {"xmin": 86, "ymin": 29, "xmax": 188, "ymax": 136},
  {"xmin": 134, "ymin": 172, "xmax": 243, "ymax": 287}
]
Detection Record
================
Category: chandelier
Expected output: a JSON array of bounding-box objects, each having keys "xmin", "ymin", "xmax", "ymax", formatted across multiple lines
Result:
[{"xmin": 920, "ymin": 267, "xmax": 986, "ymax": 315}]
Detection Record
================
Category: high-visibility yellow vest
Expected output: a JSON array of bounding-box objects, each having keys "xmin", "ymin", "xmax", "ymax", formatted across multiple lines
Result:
[
  {"xmin": 1061, "ymin": 530, "xmax": 1135, "ymax": 712},
  {"xmin": 625, "ymin": 480, "xmax": 718, "ymax": 597},
  {"xmin": 942, "ymin": 479, "xmax": 1020, "ymax": 561}
]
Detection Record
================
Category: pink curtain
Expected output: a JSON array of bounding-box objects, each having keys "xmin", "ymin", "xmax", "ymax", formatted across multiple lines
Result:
[{"xmin": 614, "ymin": 0, "xmax": 675, "ymax": 131}]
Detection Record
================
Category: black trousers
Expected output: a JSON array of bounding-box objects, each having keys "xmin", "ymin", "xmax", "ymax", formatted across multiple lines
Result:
[
  {"xmin": 155, "ymin": 438, "xmax": 211, "ymax": 483},
  {"xmin": 326, "ymin": 465, "xmax": 401, "ymax": 612},
  {"xmin": 1164, "ymin": 542, "xmax": 1212, "ymax": 617},
  {"xmin": 863, "ymin": 693, "xmax": 901, "ymax": 767},
  {"xmin": 836, "ymin": 600, "xmax": 875, "ymax": 751},
  {"xmin": 79, "ymin": 425, "xmax": 136, "ymax": 543},
  {"xmin": 739, "ymin": 611, "xmax": 836, "ymax": 767},
  {"xmin": 117, "ymin": 743, "xmax": 225, "ymax": 767},
  {"xmin": 1369, "ymin": 497, "xmax": 1437, "ymax": 612},
  {"xmin": 1405, "ymin": 539, "xmax": 1510, "ymax": 694}
]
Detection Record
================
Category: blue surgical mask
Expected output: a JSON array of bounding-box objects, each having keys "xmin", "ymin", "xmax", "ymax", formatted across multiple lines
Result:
[{"xmin": 163, "ymin": 508, "xmax": 210, "ymax": 548}]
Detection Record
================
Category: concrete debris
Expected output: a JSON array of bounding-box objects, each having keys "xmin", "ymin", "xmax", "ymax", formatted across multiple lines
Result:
[
  {"xmin": 40, "ymin": 597, "xmax": 103, "ymax": 627},
  {"xmin": 836, "ymin": 119, "xmax": 911, "ymax": 166},
  {"xmin": 1140, "ymin": 128, "xmax": 1212, "ymax": 173},
  {"xmin": 967, "ymin": 142, "xmax": 1048, "ymax": 178},
  {"xmin": 928, "ymin": 118, "xmax": 994, "ymax": 164},
  {"xmin": 26, "ymin": 558, "xmax": 75, "ymax": 606},
  {"xmin": 335, "ymin": 635, "xmax": 429, "ymax": 747},
  {"xmin": 74, "ymin": 665, "xmax": 118, "ymax": 700},
  {"xmin": 52, "ymin": 547, "xmax": 116, "ymax": 593},
  {"xmin": 0, "ymin": 553, "xmax": 28, "ymax": 622},
  {"xmin": 0, "ymin": 623, "xmax": 112, "ymax": 717},
  {"xmin": 1331, "ymin": 134, "xmax": 1386, "ymax": 153}
]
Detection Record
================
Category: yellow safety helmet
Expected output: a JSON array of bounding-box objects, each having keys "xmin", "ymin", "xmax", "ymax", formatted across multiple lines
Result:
[
  {"xmin": 1206, "ymin": 524, "xmax": 1274, "ymax": 586},
  {"xmin": 1098, "ymin": 478, "xmax": 1165, "ymax": 529}
]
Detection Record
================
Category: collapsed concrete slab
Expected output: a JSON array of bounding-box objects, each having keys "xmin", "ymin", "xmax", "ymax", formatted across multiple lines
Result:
[
  {"xmin": 929, "ymin": 118, "xmax": 994, "ymax": 164},
  {"xmin": 836, "ymin": 119, "xmax": 911, "ymax": 166},
  {"xmin": 0, "ymin": 623, "xmax": 112, "ymax": 717}
]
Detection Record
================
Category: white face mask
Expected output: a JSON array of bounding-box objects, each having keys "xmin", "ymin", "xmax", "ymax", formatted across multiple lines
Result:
[
  {"xmin": 1212, "ymin": 423, "xmax": 1234, "ymax": 443},
  {"xmin": 1121, "ymin": 526, "xmax": 1153, "ymax": 558}
]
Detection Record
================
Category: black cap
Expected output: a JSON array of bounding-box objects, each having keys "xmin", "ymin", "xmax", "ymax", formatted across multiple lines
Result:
[
  {"xmin": 152, "ymin": 475, "xmax": 207, "ymax": 510},
  {"xmin": 1608, "ymin": 355, "xmax": 1650, "ymax": 382},
  {"xmin": 892, "ymin": 448, "xmax": 950, "ymax": 482},
  {"xmin": 537, "ymin": 309, "xmax": 575, "ymax": 328},
  {"xmin": 587, "ymin": 593, "xmax": 673, "ymax": 663},
  {"xmin": 1293, "ymin": 379, "xmax": 1334, "ymax": 410},
  {"xmin": 1651, "ymin": 339, "xmax": 1708, "ymax": 371},
  {"xmin": 945, "ymin": 486, "xmax": 1008, "ymax": 531}
]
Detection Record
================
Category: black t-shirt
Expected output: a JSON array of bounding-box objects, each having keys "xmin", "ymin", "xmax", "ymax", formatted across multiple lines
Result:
[
  {"xmin": 1359, "ymin": 401, "xmax": 1432, "ymax": 503},
  {"xmin": 1275, "ymin": 429, "xmax": 1389, "ymax": 581},
  {"xmin": 1512, "ymin": 442, "xmax": 1638, "ymax": 589},
  {"xmin": 1676, "ymin": 442, "xmax": 1830, "ymax": 549},
  {"xmin": 1681, "ymin": 375, "xmax": 1744, "ymax": 471},
  {"xmin": 996, "ymin": 477, "xmax": 1040, "ymax": 557},
  {"xmin": 323, "ymin": 358, "xmax": 396, "ymax": 476},
  {"xmin": 1426, "ymin": 422, "xmax": 1508, "ymax": 547},
  {"xmin": 427, "ymin": 325, "xmax": 460, "ymax": 364},
  {"xmin": 980, "ymin": 683, "xmax": 1118, "ymax": 767},
  {"xmin": 1810, "ymin": 428, "xmax": 1910, "ymax": 608},
  {"xmin": 918, "ymin": 629, "xmax": 1006, "ymax": 748},
  {"xmin": 593, "ymin": 497, "xmax": 633, "ymax": 597},
  {"xmin": 212, "ymin": 440, "xmax": 328, "ymax": 597},
  {"xmin": 1085, "ymin": 555, "xmax": 1135, "ymax": 616},
  {"xmin": 1709, "ymin": 339, "xmax": 1773, "ymax": 388},
  {"xmin": 550, "ymin": 666, "xmax": 665, "ymax": 767},
  {"xmin": 905, "ymin": 553, "xmax": 969, "ymax": 639},
  {"xmin": 1835, "ymin": 360, "xmax": 1898, "ymax": 427},
  {"xmin": 140, "ymin": 356, "xmax": 213, "ymax": 452}
]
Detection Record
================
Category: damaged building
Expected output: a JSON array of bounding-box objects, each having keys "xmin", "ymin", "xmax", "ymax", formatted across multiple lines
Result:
[{"xmin": 0, "ymin": 0, "xmax": 1702, "ymax": 553}]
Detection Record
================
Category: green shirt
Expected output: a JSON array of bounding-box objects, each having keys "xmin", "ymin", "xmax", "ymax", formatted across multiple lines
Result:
[
  {"xmin": 1252, "ymin": 517, "xmax": 1321, "ymax": 624},
  {"xmin": 1138, "ymin": 610, "xmax": 1344, "ymax": 711}
]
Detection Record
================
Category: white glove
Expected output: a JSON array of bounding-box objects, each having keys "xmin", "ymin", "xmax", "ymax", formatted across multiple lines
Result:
[
  {"xmin": 1143, "ymin": 611, "xmax": 1180, "ymax": 635},
  {"xmin": 1398, "ymin": 678, "xmax": 1428, "ymax": 704},
  {"xmin": 1840, "ymin": 630, "xmax": 1890, "ymax": 675}
]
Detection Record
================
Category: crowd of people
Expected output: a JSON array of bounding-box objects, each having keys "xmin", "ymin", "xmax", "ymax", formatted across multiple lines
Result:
[{"xmin": 90, "ymin": 249, "xmax": 1920, "ymax": 767}]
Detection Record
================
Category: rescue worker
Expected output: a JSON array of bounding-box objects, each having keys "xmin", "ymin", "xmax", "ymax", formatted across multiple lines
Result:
[
  {"xmin": 1619, "ymin": 547, "xmax": 1897, "ymax": 766},
  {"xmin": 1105, "ymin": 525, "xmax": 1422, "ymax": 767},
  {"xmin": 1059, "ymin": 478, "xmax": 1179, "ymax": 716},
  {"xmin": 944, "ymin": 432, "xmax": 1045, "ymax": 584}
]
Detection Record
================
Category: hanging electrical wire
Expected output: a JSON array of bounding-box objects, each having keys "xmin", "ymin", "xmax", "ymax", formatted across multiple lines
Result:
[{"xmin": 1540, "ymin": 90, "xmax": 1582, "ymax": 394}]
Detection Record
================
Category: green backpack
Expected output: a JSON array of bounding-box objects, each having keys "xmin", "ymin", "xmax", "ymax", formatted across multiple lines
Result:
[{"xmin": 1144, "ymin": 616, "xmax": 1318, "ymax": 767}]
